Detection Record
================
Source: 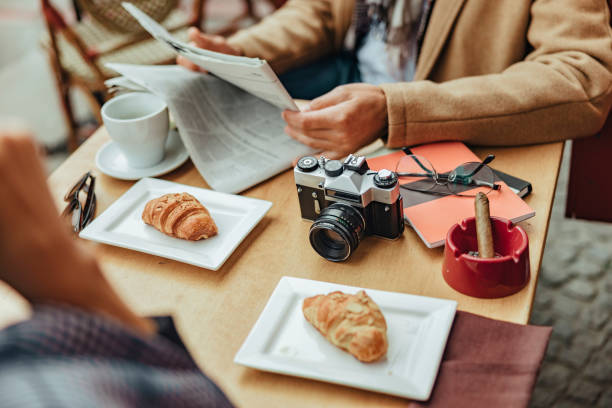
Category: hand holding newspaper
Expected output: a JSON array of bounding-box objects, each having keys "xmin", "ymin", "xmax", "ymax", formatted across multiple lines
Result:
[
  {"xmin": 107, "ymin": 4, "xmax": 316, "ymax": 194},
  {"xmin": 122, "ymin": 2, "xmax": 298, "ymax": 111}
]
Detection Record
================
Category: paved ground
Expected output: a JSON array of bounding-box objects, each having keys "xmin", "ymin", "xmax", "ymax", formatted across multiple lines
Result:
[
  {"xmin": 1, "ymin": 1, "xmax": 611, "ymax": 406},
  {"xmin": 529, "ymin": 144, "xmax": 612, "ymax": 408}
]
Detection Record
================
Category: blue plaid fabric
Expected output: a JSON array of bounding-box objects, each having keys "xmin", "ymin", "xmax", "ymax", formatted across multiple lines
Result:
[{"xmin": 0, "ymin": 305, "xmax": 234, "ymax": 407}]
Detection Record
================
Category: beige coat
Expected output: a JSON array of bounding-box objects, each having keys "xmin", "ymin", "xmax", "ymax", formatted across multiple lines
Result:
[{"xmin": 228, "ymin": 0, "xmax": 612, "ymax": 148}]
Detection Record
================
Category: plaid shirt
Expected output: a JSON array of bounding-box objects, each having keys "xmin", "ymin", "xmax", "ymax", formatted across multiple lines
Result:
[{"xmin": 0, "ymin": 305, "xmax": 234, "ymax": 407}]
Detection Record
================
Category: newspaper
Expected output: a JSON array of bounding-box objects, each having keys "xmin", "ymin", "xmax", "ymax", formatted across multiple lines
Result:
[
  {"xmin": 107, "ymin": 63, "xmax": 316, "ymax": 194},
  {"xmin": 122, "ymin": 2, "xmax": 298, "ymax": 111},
  {"xmin": 105, "ymin": 3, "xmax": 316, "ymax": 193}
]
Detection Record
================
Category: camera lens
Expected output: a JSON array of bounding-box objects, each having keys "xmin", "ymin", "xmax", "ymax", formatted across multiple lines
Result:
[{"xmin": 309, "ymin": 203, "xmax": 365, "ymax": 262}]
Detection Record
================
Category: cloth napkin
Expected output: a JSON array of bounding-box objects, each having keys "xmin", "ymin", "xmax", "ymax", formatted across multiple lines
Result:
[{"xmin": 411, "ymin": 311, "xmax": 552, "ymax": 408}]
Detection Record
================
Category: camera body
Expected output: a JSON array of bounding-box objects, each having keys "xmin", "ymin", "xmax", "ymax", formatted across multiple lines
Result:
[{"xmin": 294, "ymin": 154, "xmax": 404, "ymax": 261}]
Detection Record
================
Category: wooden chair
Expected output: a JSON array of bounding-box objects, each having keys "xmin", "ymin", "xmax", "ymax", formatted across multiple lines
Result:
[
  {"xmin": 565, "ymin": 0, "xmax": 612, "ymax": 222},
  {"xmin": 41, "ymin": 0, "xmax": 204, "ymax": 150},
  {"xmin": 42, "ymin": 0, "xmax": 288, "ymax": 151}
]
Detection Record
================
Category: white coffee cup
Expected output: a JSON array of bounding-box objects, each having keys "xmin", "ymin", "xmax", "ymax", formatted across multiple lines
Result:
[{"xmin": 101, "ymin": 92, "xmax": 169, "ymax": 168}]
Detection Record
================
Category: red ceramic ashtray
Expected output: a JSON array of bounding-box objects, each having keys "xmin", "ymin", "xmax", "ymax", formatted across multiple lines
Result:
[{"xmin": 443, "ymin": 216, "xmax": 530, "ymax": 298}]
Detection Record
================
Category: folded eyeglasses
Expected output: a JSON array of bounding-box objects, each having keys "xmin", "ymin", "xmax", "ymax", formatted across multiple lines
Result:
[{"xmin": 61, "ymin": 171, "xmax": 97, "ymax": 233}]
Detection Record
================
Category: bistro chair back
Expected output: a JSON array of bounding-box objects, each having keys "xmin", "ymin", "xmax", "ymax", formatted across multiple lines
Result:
[
  {"xmin": 75, "ymin": 0, "xmax": 177, "ymax": 33},
  {"xmin": 40, "ymin": 0, "xmax": 202, "ymax": 150},
  {"xmin": 565, "ymin": 0, "xmax": 612, "ymax": 222}
]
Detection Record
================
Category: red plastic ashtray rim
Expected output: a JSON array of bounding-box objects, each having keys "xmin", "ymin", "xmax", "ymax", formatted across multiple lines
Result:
[
  {"xmin": 442, "ymin": 216, "xmax": 531, "ymax": 299},
  {"xmin": 446, "ymin": 217, "xmax": 529, "ymax": 263}
]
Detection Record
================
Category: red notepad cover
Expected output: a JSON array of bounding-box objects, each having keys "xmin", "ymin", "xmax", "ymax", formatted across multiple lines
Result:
[{"xmin": 367, "ymin": 142, "xmax": 535, "ymax": 248}]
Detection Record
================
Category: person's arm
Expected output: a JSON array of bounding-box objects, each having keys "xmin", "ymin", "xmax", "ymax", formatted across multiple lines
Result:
[
  {"xmin": 226, "ymin": 0, "xmax": 352, "ymax": 74},
  {"xmin": 0, "ymin": 125, "xmax": 154, "ymax": 336},
  {"xmin": 283, "ymin": 0, "xmax": 612, "ymax": 158},
  {"xmin": 177, "ymin": 0, "xmax": 351, "ymax": 74},
  {"xmin": 381, "ymin": 0, "xmax": 612, "ymax": 147}
]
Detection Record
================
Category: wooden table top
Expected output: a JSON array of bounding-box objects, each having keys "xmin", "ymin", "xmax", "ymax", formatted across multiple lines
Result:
[{"xmin": 0, "ymin": 128, "xmax": 564, "ymax": 407}]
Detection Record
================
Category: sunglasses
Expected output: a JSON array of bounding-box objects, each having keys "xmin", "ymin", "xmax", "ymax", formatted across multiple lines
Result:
[{"xmin": 61, "ymin": 171, "xmax": 97, "ymax": 233}]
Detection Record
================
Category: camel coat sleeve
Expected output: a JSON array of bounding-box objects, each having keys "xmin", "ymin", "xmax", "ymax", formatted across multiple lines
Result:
[
  {"xmin": 227, "ymin": 0, "xmax": 354, "ymax": 74},
  {"xmin": 227, "ymin": 0, "xmax": 612, "ymax": 147},
  {"xmin": 381, "ymin": 0, "xmax": 612, "ymax": 147}
]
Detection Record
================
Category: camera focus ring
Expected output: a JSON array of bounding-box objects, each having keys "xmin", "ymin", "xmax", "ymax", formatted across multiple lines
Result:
[{"xmin": 308, "ymin": 203, "xmax": 366, "ymax": 262}]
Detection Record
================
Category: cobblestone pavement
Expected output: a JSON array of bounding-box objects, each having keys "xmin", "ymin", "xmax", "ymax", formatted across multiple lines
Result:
[{"xmin": 530, "ymin": 143, "xmax": 612, "ymax": 408}]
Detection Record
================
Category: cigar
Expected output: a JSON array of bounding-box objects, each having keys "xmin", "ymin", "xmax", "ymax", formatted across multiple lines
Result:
[{"xmin": 474, "ymin": 192, "xmax": 494, "ymax": 258}]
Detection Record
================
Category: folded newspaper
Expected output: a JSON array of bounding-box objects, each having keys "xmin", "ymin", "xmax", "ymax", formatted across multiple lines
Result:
[
  {"xmin": 106, "ymin": 3, "xmax": 315, "ymax": 193},
  {"xmin": 123, "ymin": 2, "xmax": 297, "ymax": 112}
]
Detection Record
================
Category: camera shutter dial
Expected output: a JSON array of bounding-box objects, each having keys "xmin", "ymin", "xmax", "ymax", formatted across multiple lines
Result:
[
  {"xmin": 297, "ymin": 156, "xmax": 319, "ymax": 172},
  {"xmin": 374, "ymin": 169, "xmax": 398, "ymax": 188},
  {"xmin": 324, "ymin": 160, "xmax": 344, "ymax": 177}
]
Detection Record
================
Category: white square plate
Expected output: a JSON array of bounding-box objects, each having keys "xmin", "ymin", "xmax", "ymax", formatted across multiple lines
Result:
[
  {"xmin": 80, "ymin": 177, "xmax": 272, "ymax": 270},
  {"xmin": 234, "ymin": 277, "xmax": 457, "ymax": 400}
]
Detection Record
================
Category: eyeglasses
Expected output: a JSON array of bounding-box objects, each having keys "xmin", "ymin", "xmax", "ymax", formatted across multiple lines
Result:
[
  {"xmin": 395, "ymin": 154, "xmax": 501, "ymax": 197},
  {"xmin": 61, "ymin": 171, "xmax": 97, "ymax": 233}
]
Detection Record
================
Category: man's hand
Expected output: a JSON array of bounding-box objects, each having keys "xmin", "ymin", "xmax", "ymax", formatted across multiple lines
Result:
[
  {"xmin": 0, "ymin": 127, "xmax": 154, "ymax": 335},
  {"xmin": 282, "ymin": 84, "xmax": 388, "ymax": 159},
  {"xmin": 177, "ymin": 27, "xmax": 243, "ymax": 72}
]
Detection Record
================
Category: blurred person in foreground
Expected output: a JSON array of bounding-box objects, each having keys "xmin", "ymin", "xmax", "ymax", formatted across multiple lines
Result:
[
  {"xmin": 0, "ymin": 127, "xmax": 233, "ymax": 407},
  {"xmin": 178, "ymin": 0, "xmax": 612, "ymax": 159}
]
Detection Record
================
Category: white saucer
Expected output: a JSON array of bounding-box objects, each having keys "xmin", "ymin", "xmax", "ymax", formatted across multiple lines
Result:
[{"xmin": 96, "ymin": 129, "xmax": 189, "ymax": 180}]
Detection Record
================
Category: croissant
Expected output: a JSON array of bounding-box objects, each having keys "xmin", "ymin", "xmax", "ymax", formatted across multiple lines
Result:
[
  {"xmin": 142, "ymin": 192, "xmax": 218, "ymax": 241},
  {"xmin": 302, "ymin": 290, "xmax": 388, "ymax": 362}
]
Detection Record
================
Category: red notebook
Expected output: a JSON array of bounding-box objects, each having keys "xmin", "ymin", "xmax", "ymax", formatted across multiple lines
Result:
[{"xmin": 367, "ymin": 142, "xmax": 535, "ymax": 248}]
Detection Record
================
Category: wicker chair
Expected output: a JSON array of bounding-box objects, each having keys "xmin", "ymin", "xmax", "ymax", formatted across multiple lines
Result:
[
  {"xmin": 42, "ymin": 0, "xmax": 286, "ymax": 151},
  {"xmin": 41, "ymin": 0, "xmax": 206, "ymax": 150}
]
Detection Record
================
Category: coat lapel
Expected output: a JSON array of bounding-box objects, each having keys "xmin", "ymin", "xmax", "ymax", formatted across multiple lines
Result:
[{"xmin": 414, "ymin": 0, "xmax": 467, "ymax": 80}]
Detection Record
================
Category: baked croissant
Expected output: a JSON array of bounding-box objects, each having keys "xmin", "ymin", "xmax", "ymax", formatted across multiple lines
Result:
[
  {"xmin": 303, "ymin": 290, "xmax": 388, "ymax": 362},
  {"xmin": 142, "ymin": 193, "xmax": 218, "ymax": 241}
]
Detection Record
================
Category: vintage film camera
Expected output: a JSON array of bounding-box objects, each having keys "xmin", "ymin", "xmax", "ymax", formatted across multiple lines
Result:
[{"xmin": 294, "ymin": 154, "xmax": 404, "ymax": 261}]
